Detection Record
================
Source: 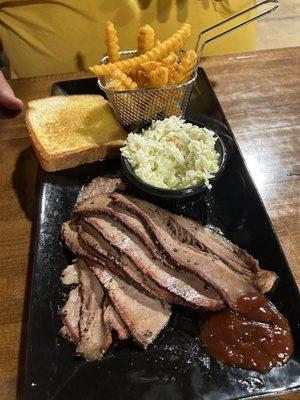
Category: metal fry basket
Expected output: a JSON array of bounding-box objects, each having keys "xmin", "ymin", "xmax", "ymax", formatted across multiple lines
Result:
[
  {"xmin": 98, "ymin": 0, "xmax": 279, "ymax": 130},
  {"xmin": 98, "ymin": 50, "xmax": 197, "ymax": 130},
  {"xmin": 98, "ymin": 51, "xmax": 197, "ymax": 130}
]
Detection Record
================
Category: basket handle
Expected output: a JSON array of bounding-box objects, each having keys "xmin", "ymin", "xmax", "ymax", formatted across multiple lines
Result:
[{"xmin": 195, "ymin": 0, "xmax": 279, "ymax": 62}]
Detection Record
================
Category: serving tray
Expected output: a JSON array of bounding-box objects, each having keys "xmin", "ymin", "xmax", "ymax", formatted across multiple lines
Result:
[{"xmin": 24, "ymin": 69, "xmax": 300, "ymax": 400}]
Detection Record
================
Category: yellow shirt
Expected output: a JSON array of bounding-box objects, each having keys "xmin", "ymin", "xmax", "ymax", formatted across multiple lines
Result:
[{"xmin": 0, "ymin": 0, "xmax": 256, "ymax": 78}]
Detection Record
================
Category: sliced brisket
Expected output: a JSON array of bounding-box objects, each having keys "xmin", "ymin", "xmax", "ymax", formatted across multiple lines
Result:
[
  {"xmin": 90, "ymin": 261, "xmax": 171, "ymax": 348},
  {"xmin": 110, "ymin": 193, "xmax": 262, "ymax": 304},
  {"xmin": 59, "ymin": 287, "xmax": 81, "ymax": 344},
  {"xmin": 78, "ymin": 223, "xmax": 178, "ymax": 304},
  {"xmin": 257, "ymin": 269, "xmax": 278, "ymax": 293},
  {"xmin": 60, "ymin": 177, "xmax": 279, "ymax": 361},
  {"xmin": 83, "ymin": 215, "xmax": 223, "ymax": 310},
  {"xmin": 76, "ymin": 177, "xmax": 126, "ymax": 204},
  {"xmin": 103, "ymin": 299, "xmax": 130, "ymax": 340},
  {"xmin": 74, "ymin": 195, "xmax": 161, "ymax": 260},
  {"xmin": 75, "ymin": 195, "xmax": 223, "ymax": 309},
  {"xmin": 61, "ymin": 216, "xmax": 175, "ymax": 303},
  {"xmin": 167, "ymin": 213, "xmax": 258, "ymax": 274},
  {"xmin": 79, "ymin": 192, "xmax": 272, "ymax": 287},
  {"xmin": 117, "ymin": 195, "xmax": 277, "ymax": 292},
  {"xmin": 61, "ymin": 219, "xmax": 104, "ymax": 266},
  {"xmin": 76, "ymin": 259, "xmax": 112, "ymax": 361}
]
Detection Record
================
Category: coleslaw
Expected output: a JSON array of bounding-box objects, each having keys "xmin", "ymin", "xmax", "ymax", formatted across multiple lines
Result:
[{"xmin": 121, "ymin": 116, "xmax": 220, "ymax": 189}]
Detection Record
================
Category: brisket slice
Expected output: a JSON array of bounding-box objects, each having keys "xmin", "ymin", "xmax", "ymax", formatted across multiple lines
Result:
[
  {"xmin": 78, "ymin": 223, "xmax": 178, "ymax": 304},
  {"xmin": 75, "ymin": 195, "xmax": 222, "ymax": 309},
  {"xmin": 62, "ymin": 217, "xmax": 174, "ymax": 303},
  {"xmin": 83, "ymin": 216, "xmax": 223, "ymax": 310},
  {"xmin": 256, "ymin": 270, "xmax": 278, "ymax": 293},
  {"xmin": 110, "ymin": 193, "xmax": 261, "ymax": 304},
  {"xmin": 61, "ymin": 219, "xmax": 104, "ymax": 266},
  {"xmin": 110, "ymin": 193, "xmax": 256, "ymax": 278},
  {"xmin": 166, "ymin": 213, "xmax": 258, "ymax": 274},
  {"xmin": 77, "ymin": 177, "xmax": 126, "ymax": 204},
  {"xmin": 113, "ymin": 195, "xmax": 277, "ymax": 292},
  {"xmin": 74, "ymin": 195, "xmax": 161, "ymax": 260},
  {"xmin": 89, "ymin": 261, "xmax": 171, "ymax": 348},
  {"xmin": 76, "ymin": 258, "xmax": 112, "ymax": 361},
  {"xmin": 103, "ymin": 299, "xmax": 130, "ymax": 340},
  {"xmin": 59, "ymin": 287, "xmax": 81, "ymax": 344}
]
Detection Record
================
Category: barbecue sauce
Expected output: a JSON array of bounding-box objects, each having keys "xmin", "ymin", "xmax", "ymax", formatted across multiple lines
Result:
[{"xmin": 201, "ymin": 294, "xmax": 294, "ymax": 373}]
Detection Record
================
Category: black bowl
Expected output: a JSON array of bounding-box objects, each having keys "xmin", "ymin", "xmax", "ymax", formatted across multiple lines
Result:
[{"xmin": 121, "ymin": 116, "xmax": 230, "ymax": 200}]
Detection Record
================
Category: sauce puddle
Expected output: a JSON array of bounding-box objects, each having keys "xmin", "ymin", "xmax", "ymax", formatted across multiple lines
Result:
[{"xmin": 201, "ymin": 294, "xmax": 294, "ymax": 373}]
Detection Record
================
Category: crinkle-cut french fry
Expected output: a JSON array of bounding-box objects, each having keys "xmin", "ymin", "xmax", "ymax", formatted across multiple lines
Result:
[
  {"xmin": 90, "ymin": 23, "xmax": 191, "ymax": 77},
  {"xmin": 168, "ymin": 50, "xmax": 197, "ymax": 85},
  {"xmin": 179, "ymin": 56, "xmax": 197, "ymax": 83},
  {"xmin": 105, "ymin": 78, "xmax": 126, "ymax": 90},
  {"xmin": 110, "ymin": 69, "xmax": 138, "ymax": 90},
  {"xmin": 137, "ymin": 25, "xmax": 155, "ymax": 54},
  {"xmin": 105, "ymin": 21, "xmax": 120, "ymax": 63},
  {"xmin": 168, "ymin": 63, "xmax": 182, "ymax": 85},
  {"xmin": 148, "ymin": 66, "xmax": 169, "ymax": 88},
  {"xmin": 128, "ymin": 71, "xmax": 138, "ymax": 82},
  {"xmin": 141, "ymin": 61, "xmax": 161, "ymax": 72},
  {"xmin": 136, "ymin": 70, "xmax": 148, "ymax": 88},
  {"xmin": 182, "ymin": 50, "xmax": 198, "ymax": 69},
  {"xmin": 162, "ymin": 52, "xmax": 178, "ymax": 69},
  {"xmin": 180, "ymin": 67, "xmax": 195, "ymax": 84},
  {"xmin": 179, "ymin": 50, "xmax": 198, "ymax": 83}
]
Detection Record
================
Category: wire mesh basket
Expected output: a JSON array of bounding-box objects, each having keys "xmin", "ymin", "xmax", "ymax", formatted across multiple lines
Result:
[
  {"xmin": 97, "ymin": 0, "xmax": 279, "ymax": 130},
  {"xmin": 98, "ymin": 51, "xmax": 197, "ymax": 130}
]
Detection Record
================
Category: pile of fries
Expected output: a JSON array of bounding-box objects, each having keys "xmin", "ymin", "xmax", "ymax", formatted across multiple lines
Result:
[{"xmin": 90, "ymin": 22, "xmax": 198, "ymax": 91}]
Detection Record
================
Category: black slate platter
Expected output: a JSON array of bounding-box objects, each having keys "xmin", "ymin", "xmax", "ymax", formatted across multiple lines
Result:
[{"xmin": 24, "ymin": 69, "xmax": 300, "ymax": 400}]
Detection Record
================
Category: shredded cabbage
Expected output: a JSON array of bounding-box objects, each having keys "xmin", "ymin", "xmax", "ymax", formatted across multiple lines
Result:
[{"xmin": 121, "ymin": 116, "xmax": 220, "ymax": 189}]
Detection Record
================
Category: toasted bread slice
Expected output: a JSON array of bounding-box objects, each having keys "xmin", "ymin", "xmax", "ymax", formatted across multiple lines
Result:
[{"xmin": 26, "ymin": 95, "xmax": 127, "ymax": 171}]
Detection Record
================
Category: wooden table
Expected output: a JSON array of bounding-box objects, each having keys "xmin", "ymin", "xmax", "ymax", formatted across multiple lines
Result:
[{"xmin": 0, "ymin": 47, "xmax": 299, "ymax": 400}]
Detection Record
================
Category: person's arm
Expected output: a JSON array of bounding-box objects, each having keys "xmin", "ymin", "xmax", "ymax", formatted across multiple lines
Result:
[{"xmin": 0, "ymin": 71, "xmax": 23, "ymax": 111}]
